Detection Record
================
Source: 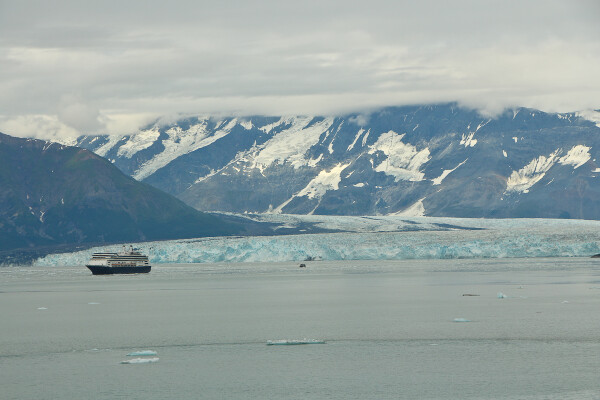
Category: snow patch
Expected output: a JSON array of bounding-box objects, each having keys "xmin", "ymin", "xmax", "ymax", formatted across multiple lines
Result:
[
  {"xmin": 294, "ymin": 163, "xmax": 349, "ymax": 200},
  {"xmin": 558, "ymin": 145, "xmax": 591, "ymax": 169},
  {"xmin": 273, "ymin": 163, "xmax": 349, "ymax": 213},
  {"xmin": 460, "ymin": 132, "xmax": 477, "ymax": 147},
  {"xmin": 368, "ymin": 130, "xmax": 430, "ymax": 182},
  {"xmin": 507, "ymin": 145, "xmax": 592, "ymax": 193},
  {"xmin": 239, "ymin": 120, "xmax": 253, "ymax": 130},
  {"xmin": 259, "ymin": 117, "xmax": 289, "ymax": 134},
  {"xmin": 432, "ymin": 159, "xmax": 467, "ymax": 185},
  {"xmin": 390, "ymin": 198, "xmax": 426, "ymax": 217},
  {"xmin": 506, "ymin": 150, "xmax": 559, "ymax": 193},
  {"xmin": 307, "ymin": 153, "xmax": 323, "ymax": 168},
  {"xmin": 347, "ymin": 129, "xmax": 364, "ymax": 152},
  {"xmin": 361, "ymin": 129, "xmax": 371, "ymax": 147}
]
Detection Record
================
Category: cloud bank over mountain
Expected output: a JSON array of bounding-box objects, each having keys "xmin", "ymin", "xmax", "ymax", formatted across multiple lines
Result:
[{"xmin": 1, "ymin": 0, "xmax": 599, "ymax": 139}]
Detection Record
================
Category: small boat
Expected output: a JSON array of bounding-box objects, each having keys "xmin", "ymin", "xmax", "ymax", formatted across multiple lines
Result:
[{"xmin": 86, "ymin": 245, "xmax": 151, "ymax": 275}]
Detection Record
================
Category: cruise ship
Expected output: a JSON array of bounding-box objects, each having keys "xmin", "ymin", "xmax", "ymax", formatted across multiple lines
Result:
[{"xmin": 86, "ymin": 245, "xmax": 151, "ymax": 275}]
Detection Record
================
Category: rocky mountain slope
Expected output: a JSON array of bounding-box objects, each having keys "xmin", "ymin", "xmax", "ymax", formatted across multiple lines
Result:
[
  {"xmin": 0, "ymin": 132, "xmax": 245, "ymax": 253},
  {"xmin": 68, "ymin": 104, "xmax": 600, "ymax": 219}
]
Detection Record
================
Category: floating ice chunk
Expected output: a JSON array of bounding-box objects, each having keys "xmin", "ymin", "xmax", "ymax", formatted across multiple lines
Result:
[
  {"xmin": 121, "ymin": 357, "xmax": 159, "ymax": 364},
  {"xmin": 497, "ymin": 292, "xmax": 508, "ymax": 299},
  {"xmin": 88, "ymin": 302, "xmax": 100, "ymax": 305},
  {"xmin": 453, "ymin": 318, "xmax": 470, "ymax": 322},
  {"xmin": 126, "ymin": 350, "xmax": 157, "ymax": 356},
  {"xmin": 561, "ymin": 301, "xmax": 569, "ymax": 304},
  {"xmin": 37, "ymin": 307, "xmax": 47, "ymax": 310},
  {"xmin": 267, "ymin": 339, "xmax": 326, "ymax": 345}
]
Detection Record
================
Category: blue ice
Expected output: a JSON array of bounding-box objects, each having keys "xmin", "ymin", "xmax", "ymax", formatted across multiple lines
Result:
[
  {"xmin": 33, "ymin": 216, "xmax": 600, "ymax": 266},
  {"xmin": 453, "ymin": 318, "xmax": 470, "ymax": 322},
  {"xmin": 126, "ymin": 350, "xmax": 157, "ymax": 356}
]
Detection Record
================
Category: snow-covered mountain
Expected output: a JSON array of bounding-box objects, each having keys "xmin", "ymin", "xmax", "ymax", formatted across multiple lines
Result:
[{"xmin": 67, "ymin": 104, "xmax": 600, "ymax": 219}]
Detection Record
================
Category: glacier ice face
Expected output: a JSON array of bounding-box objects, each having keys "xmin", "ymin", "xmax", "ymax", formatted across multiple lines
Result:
[{"xmin": 33, "ymin": 216, "xmax": 600, "ymax": 267}]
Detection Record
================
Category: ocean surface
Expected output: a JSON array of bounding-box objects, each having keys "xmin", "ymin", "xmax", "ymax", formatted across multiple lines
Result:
[{"xmin": 2, "ymin": 258, "xmax": 600, "ymax": 399}]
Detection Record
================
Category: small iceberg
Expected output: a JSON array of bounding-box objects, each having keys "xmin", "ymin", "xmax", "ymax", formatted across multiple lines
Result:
[
  {"xmin": 497, "ymin": 292, "xmax": 508, "ymax": 299},
  {"xmin": 88, "ymin": 302, "xmax": 100, "ymax": 305},
  {"xmin": 126, "ymin": 350, "xmax": 157, "ymax": 356},
  {"xmin": 453, "ymin": 318, "xmax": 470, "ymax": 323},
  {"xmin": 37, "ymin": 307, "xmax": 47, "ymax": 310},
  {"xmin": 121, "ymin": 357, "xmax": 159, "ymax": 364},
  {"xmin": 267, "ymin": 339, "xmax": 326, "ymax": 345}
]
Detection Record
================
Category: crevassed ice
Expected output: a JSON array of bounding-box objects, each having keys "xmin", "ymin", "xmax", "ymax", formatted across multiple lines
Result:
[
  {"xmin": 133, "ymin": 118, "xmax": 235, "ymax": 180},
  {"xmin": 251, "ymin": 117, "xmax": 335, "ymax": 172},
  {"xmin": 117, "ymin": 128, "xmax": 161, "ymax": 158},
  {"xmin": 34, "ymin": 216, "xmax": 600, "ymax": 266}
]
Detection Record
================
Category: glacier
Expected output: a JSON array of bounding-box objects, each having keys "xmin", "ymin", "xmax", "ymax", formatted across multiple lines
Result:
[{"xmin": 33, "ymin": 216, "xmax": 600, "ymax": 266}]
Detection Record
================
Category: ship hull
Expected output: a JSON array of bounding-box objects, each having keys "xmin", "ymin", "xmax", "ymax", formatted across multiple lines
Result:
[{"xmin": 86, "ymin": 265, "xmax": 151, "ymax": 275}]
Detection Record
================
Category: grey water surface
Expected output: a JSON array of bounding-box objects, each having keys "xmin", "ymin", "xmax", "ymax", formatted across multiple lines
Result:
[{"xmin": 2, "ymin": 258, "xmax": 600, "ymax": 399}]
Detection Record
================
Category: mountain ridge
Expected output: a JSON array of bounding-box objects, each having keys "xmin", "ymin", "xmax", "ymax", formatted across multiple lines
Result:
[
  {"xmin": 61, "ymin": 104, "xmax": 600, "ymax": 219},
  {"xmin": 0, "ymin": 132, "xmax": 247, "ymax": 256}
]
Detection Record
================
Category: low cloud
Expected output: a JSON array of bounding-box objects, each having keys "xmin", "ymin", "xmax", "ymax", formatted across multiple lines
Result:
[
  {"xmin": 57, "ymin": 94, "xmax": 105, "ymax": 133},
  {"xmin": 0, "ymin": 1, "xmax": 599, "ymax": 139}
]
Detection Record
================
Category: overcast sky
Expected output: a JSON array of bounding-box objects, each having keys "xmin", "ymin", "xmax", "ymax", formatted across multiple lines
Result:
[{"xmin": 1, "ymin": 0, "xmax": 599, "ymax": 139}]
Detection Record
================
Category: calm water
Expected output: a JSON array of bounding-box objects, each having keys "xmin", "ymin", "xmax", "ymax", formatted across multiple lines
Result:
[{"xmin": 2, "ymin": 258, "xmax": 600, "ymax": 399}]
